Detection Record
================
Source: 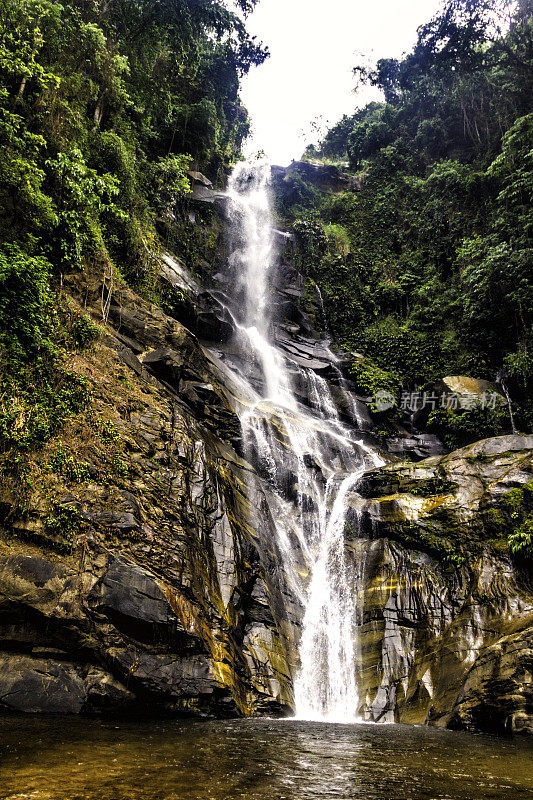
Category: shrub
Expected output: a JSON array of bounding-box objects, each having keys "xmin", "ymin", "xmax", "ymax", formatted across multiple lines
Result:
[
  {"xmin": 0, "ymin": 244, "xmax": 53, "ymax": 365},
  {"xmin": 428, "ymin": 406, "xmax": 510, "ymax": 450},
  {"xmin": 0, "ymin": 366, "xmax": 91, "ymax": 452},
  {"xmin": 70, "ymin": 313, "xmax": 101, "ymax": 349},
  {"xmin": 509, "ymin": 515, "xmax": 533, "ymax": 558},
  {"xmin": 44, "ymin": 503, "xmax": 86, "ymax": 552},
  {"xmin": 348, "ymin": 356, "xmax": 401, "ymax": 412}
]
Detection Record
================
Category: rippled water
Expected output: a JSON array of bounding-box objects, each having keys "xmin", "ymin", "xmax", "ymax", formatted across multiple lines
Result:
[{"xmin": 0, "ymin": 718, "xmax": 531, "ymax": 800}]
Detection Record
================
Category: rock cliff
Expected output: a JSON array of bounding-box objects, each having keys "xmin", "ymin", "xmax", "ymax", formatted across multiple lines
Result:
[
  {"xmin": 0, "ymin": 274, "xmax": 296, "ymax": 718},
  {"xmin": 0, "ymin": 202, "xmax": 531, "ymax": 736},
  {"xmin": 354, "ymin": 435, "xmax": 533, "ymax": 734}
]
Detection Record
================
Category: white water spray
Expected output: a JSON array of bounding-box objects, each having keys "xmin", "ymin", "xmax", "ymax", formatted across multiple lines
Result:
[{"xmin": 224, "ymin": 162, "xmax": 382, "ymax": 723}]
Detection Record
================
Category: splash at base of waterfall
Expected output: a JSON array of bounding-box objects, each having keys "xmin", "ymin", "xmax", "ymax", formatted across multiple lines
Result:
[
  {"xmin": 294, "ymin": 441, "xmax": 378, "ymax": 725},
  {"xmin": 293, "ymin": 473, "xmax": 362, "ymax": 724}
]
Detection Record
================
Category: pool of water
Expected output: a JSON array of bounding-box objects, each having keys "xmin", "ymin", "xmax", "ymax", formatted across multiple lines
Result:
[{"xmin": 0, "ymin": 717, "xmax": 531, "ymax": 800}]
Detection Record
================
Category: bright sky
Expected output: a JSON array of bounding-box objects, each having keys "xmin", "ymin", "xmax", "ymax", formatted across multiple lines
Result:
[{"xmin": 240, "ymin": 0, "xmax": 443, "ymax": 165}]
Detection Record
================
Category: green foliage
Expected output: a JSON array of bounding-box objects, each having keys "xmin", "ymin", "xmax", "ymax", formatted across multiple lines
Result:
[
  {"xmin": 348, "ymin": 105, "xmax": 395, "ymax": 168},
  {"xmin": 0, "ymin": 365, "xmax": 91, "ymax": 452},
  {"xmin": 89, "ymin": 415, "xmax": 121, "ymax": 444},
  {"xmin": 45, "ymin": 148, "xmax": 124, "ymax": 266},
  {"xmin": 324, "ymin": 223, "xmax": 351, "ymax": 256},
  {"xmin": 497, "ymin": 480, "xmax": 533, "ymax": 558},
  {"xmin": 489, "ymin": 113, "xmax": 533, "ymax": 244},
  {"xmin": 293, "ymin": 220, "xmax": 328, "ymax": 261},
  {"xmin": 148, "ymin": 155, "xmax": 192, "ymax": 216},
  {"xmin": 274, "ymin": 174, "xmax": 322, "ymax": 222},
  {"xmin": 407, "ymin": 478, "xmax": 456, "ymax": 498},
  {"xmin": 0, "ymin": 244, "xmax": 53, "ymax": 363},
  {"xmin": 348, "ymin": 356, "xmax": 400, "ymax": 411},
  {"xmin": 48, "ymin": 448, "xmax": 90, "ymax": 482},
  {"xmin": 0, "ymin": 250, "xmax": 94, "ymax": 457},
  {"xmin": 0, "ymin": 0, "xmax": 267, "ymax": 305},
  {"xmin": 167, "ymin": 217, "xmax": 220, "ymax": 277},
  {"xmin": 505, "ymin": 330, "xmax": 533, "ymax": 388},
  {"xmin": 509, "ymin": 514, "xmax": 533, "ymax": 557},
  {"xmin": 70, "ymin": 313, "xmax": 101, "ymax": 349},
  {"xmin": 351, "ymin": 317, "xmax": 460, "ymax": 386},
  {"xmin": 427, "ymin": 406, "xmax": 509, "ymax": 450},
  {"xmin": 89, "ymin": 131, "xmax": 137, "ymax": 204},
  {"xmin": 110, "ymin": 454, "xmax": 128, "ymax": 480},
  {"xmin": 277, "ymin": 0, "xmax": 533, "ymax": 433},
  {"xmin": 0, "ymin": 0, "xmax": 59, "ymax": 95},
  {"xmin": 44, "ymin": 502, "xmax": 86, "ymax": 552},
  {"xmin": 392, "ymin": 521, "xmax": 466, "ymax": 569}
]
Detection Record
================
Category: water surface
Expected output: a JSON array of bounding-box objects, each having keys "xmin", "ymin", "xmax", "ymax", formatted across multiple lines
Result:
[{"xmin": 0, "ymin": 717, "xmax": 532, "ymax": 800}]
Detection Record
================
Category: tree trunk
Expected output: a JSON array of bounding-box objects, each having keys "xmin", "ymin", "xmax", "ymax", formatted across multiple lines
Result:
[{"xmin": 15, "ymin": 75, "xmax": 27, "ymax": 102}]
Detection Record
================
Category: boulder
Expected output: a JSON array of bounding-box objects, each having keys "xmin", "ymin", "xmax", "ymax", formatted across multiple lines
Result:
[
  {"xmin": 187, "ymin": 170, "xmax": 212, "ymax": 188},
  {"xmin": 91, "ymin": 557, "xmax": 177, "ymax": 627},
  {"xmin": 385, "ymin": 434, "xmax": 448, "ymax": 461},
  {"xmin": 273, "ymin": 161, "xmax": 352, "ymax": 193},
  {"xmin": 438, "ymin": 376, "xmax": 507, "ymax": 410},
  {"xmin": 0, "ymin": 656, "xmax": 135, "ymax": 715},
  {"xmin": 0, "ymin": 655, "xmax": 87, "ymax": 714}
]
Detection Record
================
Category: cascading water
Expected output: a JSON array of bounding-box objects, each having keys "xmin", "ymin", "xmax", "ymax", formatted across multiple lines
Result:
[{"xmin": 221, "ymin": 161, "xmax": 382, "ymax": 723}]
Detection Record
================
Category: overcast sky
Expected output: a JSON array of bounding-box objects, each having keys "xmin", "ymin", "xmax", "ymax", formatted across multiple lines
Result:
[{"xmin": 240, "ymin": 0, "xmax": 443, "ymax": 165}]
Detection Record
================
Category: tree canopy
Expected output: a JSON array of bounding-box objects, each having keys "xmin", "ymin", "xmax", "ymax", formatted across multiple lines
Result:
[{"xmin": 292, "ymin": 0, "xmax": 533, "ymax": 442}]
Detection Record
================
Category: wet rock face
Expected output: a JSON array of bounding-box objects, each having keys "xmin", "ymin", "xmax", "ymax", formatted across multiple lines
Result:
[
  {"xmin": 0, "ymin": 655, "xmax": 134, "ymax": 715},
  {"xmin": 1, "ymin": 232, "xmax": 532, "ymax": 738},
  {"xmin": 0, "ymin": 281, "xmax": 297, "ymax": 718},
  {"xmin": 385, "ymin": 434, "xmax": 447, "ymax": 461},
  {"xmin": 351, "ymin": 436, "xmax": 533, "ymax": 734},
  {"xmin": 448, "ymin": 624, "xmax": 533, "ymax": 735}
]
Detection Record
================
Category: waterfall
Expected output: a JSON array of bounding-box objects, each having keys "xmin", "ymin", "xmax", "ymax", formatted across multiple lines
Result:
[
  {"xmin": 221, "ymin": 162, "xmax": 382, "ymax": 723},
  {"xmin": 496, "ymin": 370, "xmax": 518, "ymax": 435}
]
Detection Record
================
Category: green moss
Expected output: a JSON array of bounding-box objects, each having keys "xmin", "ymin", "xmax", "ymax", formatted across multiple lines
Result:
[
  {"xmin": 348, "ymin": 356, "xmax": 400, "ymax": 413},
  {"xmin": 500, "ymin": 485, "xmax": 530, "ymax": 520},
  {"xmin": 428, "ymin": 406, "xmax": 510, "ymax": 451},
  {"xmin": 155, "ymin": 280, "xmax": 198, "ymax": 331},
  {"xmin": 0, "ymin": 455, "xmax": 34, "ymax": 516},
  {"xmin": 486, "ymin": 480, "xmax": 533, "ymax": 558},
  {"xmin": 70, "ymin": 313, "xmax": 101, "ymax": 349},
  {"xmin": 0, "ymin": 365, "xmax": 91, "ymax": 453},
  {"xmin": 407, "ymin": 478, "xmax": 456, "ymax": 498},
  {"xmin": 386, "ymin": 521, "xmax": 466, "ymax": 569},
  {"xmin": 104, "ymin": 454, "xmax": 128, "ymax": 483},
  {"xmin": 89, "ymin": 415, "xmax": 122, "ymax": 445},
  {"xmin": 301, "ymin": 277, "xmax": 318, "ymax": 327},
  {"xmin": 475, "ymin": 591, "xmax": 493, "ymax": 606},
  {"xmin": 466, "ymin": 450, "xmax": 494, "ymax": 464},
  {"xmin": 484, "ymin": 507, "xmax": 507, "ymax": 535},
  {"xmin": 163, "ymin": 214, "xmax": 220, "ymax": 279}
]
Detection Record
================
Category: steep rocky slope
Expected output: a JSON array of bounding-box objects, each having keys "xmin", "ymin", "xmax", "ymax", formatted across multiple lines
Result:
[{"xmin": 0, "ymin": 274, "xmax": 297, "ymax": 717}]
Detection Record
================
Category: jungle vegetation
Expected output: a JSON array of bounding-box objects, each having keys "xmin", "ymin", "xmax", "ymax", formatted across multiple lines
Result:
[
  {"xmin": 275, "ymin": 0, "xmax": 533, "ymax": 445},
  {"xmin": 0, "ymin": 0, "xmax": 531, "ymax": 457},
  {"xmin": 0, "ymin": 0, "xmax": 266, "ymax": 457}
]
